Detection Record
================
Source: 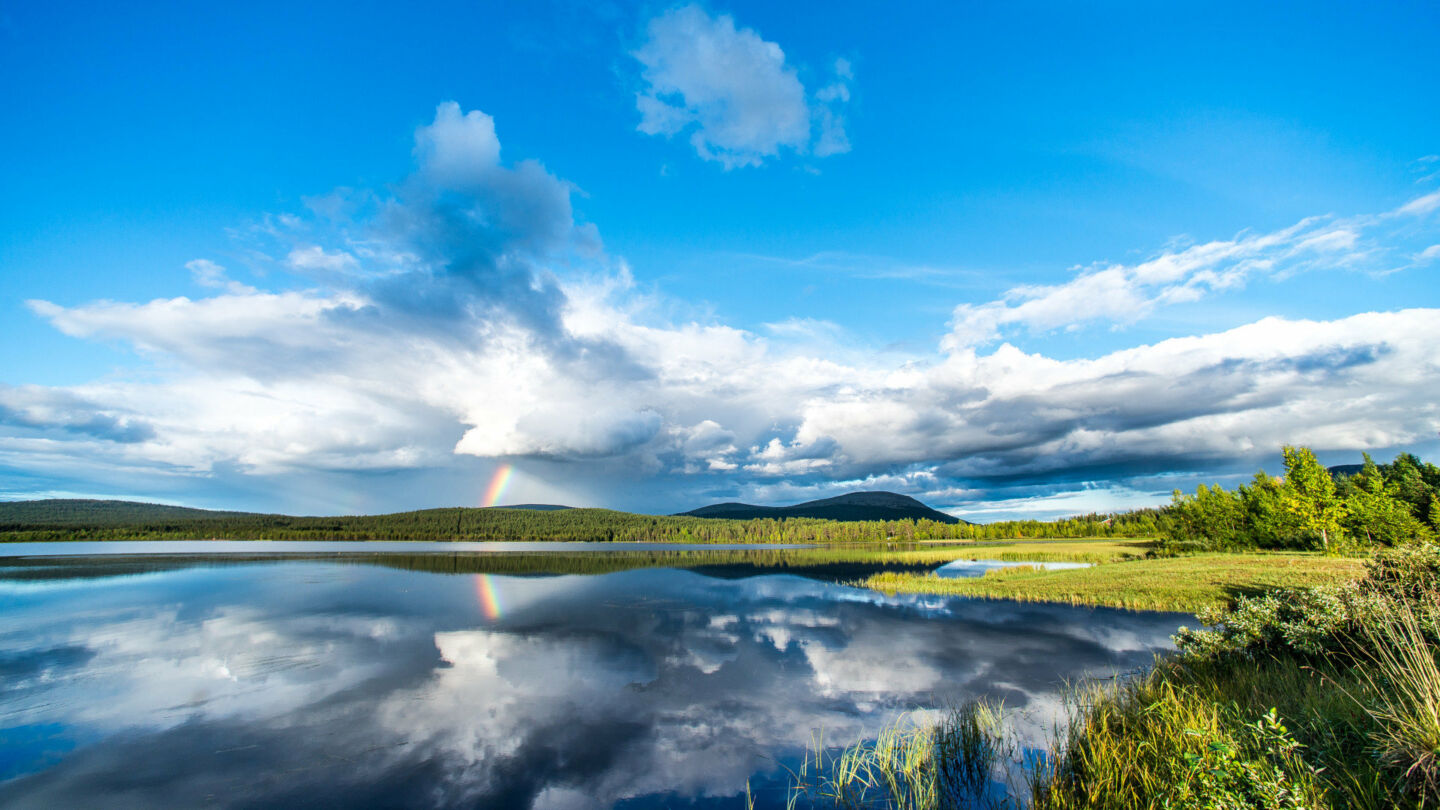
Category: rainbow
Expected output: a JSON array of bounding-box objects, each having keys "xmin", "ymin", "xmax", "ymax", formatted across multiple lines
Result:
[
  {"xmin": 481, "ymin": 463, "xmax": 514, "ymax": 507},
  {"xmin": 475, "ymin": 574, "xmax": 503, "ymax": 621}
]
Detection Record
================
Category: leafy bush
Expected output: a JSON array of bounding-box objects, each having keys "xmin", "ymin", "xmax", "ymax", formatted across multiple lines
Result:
[
  {"xmin": 1161, "ymin": 709, "xmax": 1319, "ymax": 810},
  {"xmin": 1174, "ymin": 585, "xmax": 1384, "ymax": 660}
]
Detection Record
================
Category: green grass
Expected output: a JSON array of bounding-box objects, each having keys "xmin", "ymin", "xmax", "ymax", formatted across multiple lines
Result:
[
  {"xmin": 921, "ymin": 538, "xmax": 1156, "ymax": 563},
  {"xmin": 864, "ymin": 552, "xmax": 1364, "ymax": 612},
  {"xmin": 1353, "ymin": 597, "xmax": 1440, "ymax": 797}
]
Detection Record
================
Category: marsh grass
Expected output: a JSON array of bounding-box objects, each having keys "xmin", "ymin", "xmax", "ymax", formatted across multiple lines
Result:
[
  {"xmin": 789, "ymin": 703, "xmax": 1016, "ymax": 810},
  {"xmin": 1029, "ymin": 669, "xmax": 1328, "ymax": 809},
  {"xmin": 1350, "ymin": 597, "xmax": 1440, "ymax": 800},
  {"xmin": 865, "ymin": 553, "xmax": 1363, "ymax": 612},
  {"xmin": 1019, "ymin": 603, "xmax": 1440, "ymax": 808}
]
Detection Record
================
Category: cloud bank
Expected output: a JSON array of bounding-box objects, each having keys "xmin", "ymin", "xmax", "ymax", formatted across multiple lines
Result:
[{"xmin": 7, "ymin": 102, "xmax": 1440, "ymax": 518}]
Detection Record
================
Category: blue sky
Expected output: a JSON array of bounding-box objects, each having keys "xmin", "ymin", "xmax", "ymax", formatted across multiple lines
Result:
[{"xmin": 1, "ymin": 1, "xmax": 1437, "ymax": 519}]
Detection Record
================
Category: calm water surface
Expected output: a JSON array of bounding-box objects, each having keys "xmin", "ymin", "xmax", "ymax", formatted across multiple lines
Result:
[
  {"xmin": 0, "ymin": 540, "xmax": 818, "ymax": 556},
  {"xmin": 0, "ymin": 550, "xmax": 1189, "ymax": 809}
]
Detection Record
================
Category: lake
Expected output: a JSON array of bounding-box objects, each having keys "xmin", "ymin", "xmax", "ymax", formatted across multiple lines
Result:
[{"xmin": 0, "ymin": 546, "xmax": 1190, "ymax": 808}]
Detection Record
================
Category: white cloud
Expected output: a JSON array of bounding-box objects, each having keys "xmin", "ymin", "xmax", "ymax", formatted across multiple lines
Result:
[
  {"xmin": 286, "ymin": 245, "xmax": 358, "ymax": 274},
  {"xmin": 633, "ymin": 5, "xmax": 851, "ymax": 168},
  {"xmin": 812, "ymin": 58, "xmax": 853, "ymax": 158},
  {"xmin": 412, "ymin": 101, "xmax": 501, "ymax": 187},
  {"xmin": 186, "ymin": 258, "xmax": 256, "ymax": 294},
  {"xmin": 944, "ymin": 194, "xmax": 1438, "ymax": 349},
  {"xmin": 1397, "ymin": 190, "xmax": 1440, "ymax": 217}
]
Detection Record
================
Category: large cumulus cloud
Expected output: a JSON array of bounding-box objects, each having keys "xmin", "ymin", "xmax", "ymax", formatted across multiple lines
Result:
[{"xmin": 8, "ymin": 102, "xmax": 1440, "ymax": 517}]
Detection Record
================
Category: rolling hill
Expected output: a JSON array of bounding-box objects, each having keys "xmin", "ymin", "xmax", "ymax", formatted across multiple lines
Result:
[
  {"xmin": 0, "ymin": 499, "xmax": 260, "ymax": 526},
  {"xmin": 677, "ymin": 491, "xmax": 965, "ymax": 524}
]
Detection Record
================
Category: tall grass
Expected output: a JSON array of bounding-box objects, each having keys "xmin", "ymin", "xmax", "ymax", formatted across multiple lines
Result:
[
  {"xmin": 788, "ymin": 703, "xmax": 1014, "ymax": 809},
  {"xmin": 1030, "ymin": 671, "xmax": 1327, "ymax": 809},
  {"xmin": 1352, "ymin": 597, "xmax": 1440, "ymax": 800}
]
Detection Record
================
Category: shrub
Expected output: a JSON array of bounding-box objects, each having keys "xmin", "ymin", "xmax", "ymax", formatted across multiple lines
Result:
[
  {"xmin": 1174, "ymin": 545, "xmax": 1440, "ymax": 663},
  {"xmin": 1173, "ymin": 585, "xmax": 1384, "ymax": 660},
  {"xmin": 1160, "ymin": 709, "xmax": 1320, "ymax": 810}
]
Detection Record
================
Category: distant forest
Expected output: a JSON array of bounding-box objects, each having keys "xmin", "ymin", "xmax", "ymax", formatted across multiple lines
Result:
[{"xmin": 0, "ymin": 499, "xmax": 1162, "ymax": 543}]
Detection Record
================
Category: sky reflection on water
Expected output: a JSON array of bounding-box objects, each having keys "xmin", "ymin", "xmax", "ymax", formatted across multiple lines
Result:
[{"xmin": 0, "ymin": 556, "xmax": 1190, "ymax": 809}]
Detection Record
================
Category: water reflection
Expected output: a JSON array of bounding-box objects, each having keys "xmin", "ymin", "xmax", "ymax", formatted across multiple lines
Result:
[
  {"xmin": 934, "ymin": 559, "xmax": 1093, "ymax": 578},
  {"xmin": 0, "ymin": 557, "xmax": 1189, "ymax": 809}
]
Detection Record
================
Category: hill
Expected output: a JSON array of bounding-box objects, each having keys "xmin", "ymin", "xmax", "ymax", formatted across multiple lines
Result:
[
  {"xmin": 0, "ymin": 499, "xmax": 259, "ymax": 526},
  {"xmin": 678, "ymin": 491, "xmax": 965, "ymax": 524},
  {"xmin": 487, "ymin": 504, "xmax": 573, "ymax": 511}
]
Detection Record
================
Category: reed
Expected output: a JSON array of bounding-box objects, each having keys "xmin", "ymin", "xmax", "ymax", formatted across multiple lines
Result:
[
  {"xmin": 789, "ymin": 703, "xmax": 1014, "ymax": 810},
  {"xmin": 1352, "ymin": 597, "xmax": 1440, "ymax": 800}
]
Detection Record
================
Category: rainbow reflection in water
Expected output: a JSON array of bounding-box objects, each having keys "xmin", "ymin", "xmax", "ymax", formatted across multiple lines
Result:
[{"xmin": 475, "ymin": 574, "xmax": 503, "ymax": 621}]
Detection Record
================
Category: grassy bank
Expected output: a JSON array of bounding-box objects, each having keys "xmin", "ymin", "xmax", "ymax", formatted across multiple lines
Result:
[{"xmin": 865, "ymin": 549, "xmax": 1363, "ymax": 612}]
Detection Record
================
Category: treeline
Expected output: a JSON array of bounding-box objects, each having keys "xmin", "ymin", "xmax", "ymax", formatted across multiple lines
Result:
[
  {"xmin": 0, "ymin": 503, "xmax": 1159, "ymax": 544},
  {"xmin": 1162, "ymin": 447, "xmax": 1440, "ymax": 554}
]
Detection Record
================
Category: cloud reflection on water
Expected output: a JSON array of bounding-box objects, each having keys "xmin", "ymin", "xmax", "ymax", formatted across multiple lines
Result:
[{"xmin": 0, "ymin": 559, "xmax": 1188, "ymax": 808}]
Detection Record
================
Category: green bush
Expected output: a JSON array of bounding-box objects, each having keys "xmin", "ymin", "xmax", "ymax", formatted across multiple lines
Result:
[
  {"xmin": 1161, "ymin": 709, "xmax": 1318, "ymax": 810},
  {"xmin": 1174, "ymin": 585, "xmax": 1385, "ymax": 660}
]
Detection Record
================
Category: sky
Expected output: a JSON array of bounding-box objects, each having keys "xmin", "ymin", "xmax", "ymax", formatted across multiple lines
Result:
[{"xmin": 1, "ymin": 1, "xmax": 1437, "ymax": 520}]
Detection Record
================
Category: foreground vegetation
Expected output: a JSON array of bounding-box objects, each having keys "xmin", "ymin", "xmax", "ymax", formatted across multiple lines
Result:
[{"xmin": 800, "ymin": 544, "xmax": 1440, "ymax": 809}]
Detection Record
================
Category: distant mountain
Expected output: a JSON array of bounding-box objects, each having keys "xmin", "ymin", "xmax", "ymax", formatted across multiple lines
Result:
[
  {"xmin": 677, "ymin": 491, "xmax": 965, "ymax": 524},
  {"xmin": 0, "ymin": 499, "xmax": 259, "ymax": 526},
  {"xmin": 1327, "ymin": 464, "xmax": 1365, "ymax": 478},
  {"xmin": 487, "ymin": 504, "xmax": 574, "ymax": 511}
]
